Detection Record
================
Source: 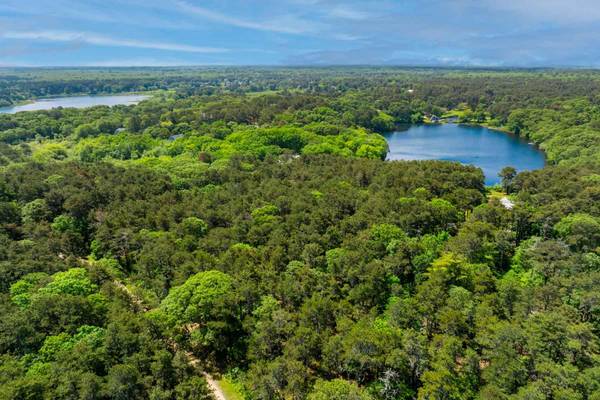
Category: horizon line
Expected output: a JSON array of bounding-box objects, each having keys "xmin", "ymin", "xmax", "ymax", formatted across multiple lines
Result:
[{"xmin": 1, "ymin": 64, "xmax": 600, "ymax": 70}]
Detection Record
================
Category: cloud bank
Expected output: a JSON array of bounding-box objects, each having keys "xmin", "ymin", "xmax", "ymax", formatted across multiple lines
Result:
[{"xmin": 1, "ymin": 0, "xmax": 599, "ymax": 67}]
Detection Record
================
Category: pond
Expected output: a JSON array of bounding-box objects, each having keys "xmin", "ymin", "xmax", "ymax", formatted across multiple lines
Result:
[
  {"xmin": 0, "ymin": 94, "xmax": 149, "ymax": 114},
  {"xmin": 383, "ymin": 123, "xmax": 545, "ymax": 185}
]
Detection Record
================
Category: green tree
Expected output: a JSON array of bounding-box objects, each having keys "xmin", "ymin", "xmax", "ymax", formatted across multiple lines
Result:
[
  {"xmin": 308, "ymin": 379, "xmax": 373, "ymax": 400},
  {"xmin": 181, "ymin": 217, "xmax": 208, "ymax": 238},
  {"xmin": 41, "ymin": 268, "xmax": 97, "ymax": 296},
  {"xmin": 74, "ymin": 123, "xmax": 100, "ymax": 139},
  {"xmin": 499, "ymin": 166, "xmax": 517, "ymax": 194},
  {"xmin": 554, "ymin": 213, "xmax": 600, "ymax": 251},
  {"xmin": 174, "ymin": 377, "xmax": 213, "ymax": 400},
  {"xmin": 160, "ymin": 270, "xmax": 235, "ymax": 325},
  {"xmin": 21, "ymin": 199, "xmax": 49, "ymax": 224},
  {"xmin": 104, "ymin": 364, "xmax": 142, "ymax": 400},
  {"xmin": 159, "ymin": 270, "xmax": 239, "ymax": 358}
]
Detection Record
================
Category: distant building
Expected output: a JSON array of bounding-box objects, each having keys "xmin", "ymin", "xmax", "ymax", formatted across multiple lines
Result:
[
  {"xmin": 430, "ymin": 115, "xmax": 441, "ymax": 123},
  {"xmin": 114, "ymin": 127, "xmax": 126, "ymax": 134},
  {"xmin": 168, "ymin": 134, "xmax": 184, "ymax": 141},
  {"xmin": 500, "ymin": 197, "xmax": 515, "ymax": 210}
]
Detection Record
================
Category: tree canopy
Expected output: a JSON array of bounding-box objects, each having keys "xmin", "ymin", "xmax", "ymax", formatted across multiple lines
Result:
[{"xmin": 0, "ymin": 66, "xmax": 599, "ymax": 399}]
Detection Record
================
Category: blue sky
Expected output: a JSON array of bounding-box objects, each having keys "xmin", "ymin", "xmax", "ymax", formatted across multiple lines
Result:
[{"xmin": 1, "ymin": 0, "xmax": 599, "ymax": 67}]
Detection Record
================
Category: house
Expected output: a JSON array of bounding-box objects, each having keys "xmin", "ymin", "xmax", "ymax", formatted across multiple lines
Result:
[
  {"xmin": 168, "ymin": 134, "xmax": 184, "ymax": 141},
  {"xmin": 114, "ymin": 127, "xmax": 126, "ymax": 134},
  {"xmin": 430, "ymin": 115, "xmax": 441, "ymax": 123},
  {"xmin": 500, "ymin": 197, "xmax": 515, "ymax": 210}
]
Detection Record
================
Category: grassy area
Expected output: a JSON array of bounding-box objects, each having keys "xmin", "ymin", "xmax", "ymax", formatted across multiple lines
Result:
[
  {"xmin": 487, "ymin": 188, "xmax": 506, "ymax": 201},
  {"xmin": 441, "ymin": 109, "xmax": 469, "ymax": 118},
  {"xmin": 217, "ymin": 376, "xmax": 246, "ymax": 400},
  {"xmin": 244, "ymin": 89, "xmax": 281, "ymax": 97},
  {"xmin": 245, "ymin": 88, "xmax": 304, "ymax": 97},
  {"xmin": 487, "ymin": 187, "xmax": 518, "ymax": 202}
]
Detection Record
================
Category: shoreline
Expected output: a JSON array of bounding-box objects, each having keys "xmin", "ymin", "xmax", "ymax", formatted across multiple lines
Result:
[
  {"xmin": 0, "ymin": 92, "xmax": 154, "ymax": 113},
  {"xmin": 393, "ymin": 119, "xmax": 548, "ymax": 162},
  {"xmin": 3, "ymin": 91, "xmax": 155, "ymax": 108},
  {"xmin": 383, "ymin": 120, "xmax": 548, "ymax": 187}
]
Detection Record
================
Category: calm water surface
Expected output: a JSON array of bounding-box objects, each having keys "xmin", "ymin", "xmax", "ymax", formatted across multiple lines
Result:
[
  {"xmin": 383, "ymin": 124, "xmax": 545, "ymax": 185},
  {"xmin": 0, "ymin": 94, "xmax": 149, "ymax": 114}
]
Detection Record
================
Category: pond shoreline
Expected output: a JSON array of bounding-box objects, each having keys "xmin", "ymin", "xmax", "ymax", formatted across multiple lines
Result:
[
  {"xmin": 0, "ymin": 93, "xmax": 152, "ymax": 114},
  {"xmin": 6, "ymin": 91, "xmax": 153, "ymax": 107},
  {"xmin": 383, "ymin": 123, "xmax": 546, "ymax": 186},
  {"xmin": 390, "ymin": 120, "xmax": 547, "ymax": 162}
]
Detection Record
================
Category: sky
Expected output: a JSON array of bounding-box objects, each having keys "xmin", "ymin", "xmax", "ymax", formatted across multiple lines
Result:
[{"xmin": 1, "ymin": 0, "xmax": 600, "ymax": 67}]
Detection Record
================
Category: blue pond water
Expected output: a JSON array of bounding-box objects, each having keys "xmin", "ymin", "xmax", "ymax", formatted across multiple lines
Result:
[
  {"xmin": 383, "ymin": 124, "xmax": 546, "ymax": 185},
  {"xmin": 0, "ymin": 94, "xmax": 149, "ymax": 114}
]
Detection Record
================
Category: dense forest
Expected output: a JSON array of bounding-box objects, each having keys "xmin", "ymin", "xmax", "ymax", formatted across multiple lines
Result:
[{"xmin": 1, "ymin": 67, "xmax": 599, "ymax": 400}]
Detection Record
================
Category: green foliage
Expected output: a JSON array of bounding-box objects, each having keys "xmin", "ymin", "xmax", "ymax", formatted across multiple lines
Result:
[
  {"xmin": 41, "ymin": 268, "xmax": 97, "ymax": 296},
  {"xmin": 555, "ymin": 213, "xmax": 600, "ymax": 251},
  {"xmin": 499, "ymin": 166, "xmax": 517, "ymax": 194},
  {"xmin": 51, "ymin": 214, "xmax": 77, "ymax": 233},
  {"xmin": 74, "ymin": 123, "xmax": 100, "ymax": 139},
  {"xmin": 160, "ymin": 270, "xmax": 235, "ymax": 325},
  {"xmin": 308, "ymin": 379, "xmax": 373, "ymax": 400},
  {"xmin": 1, "ymin": 67, "xmax": 600, "ymax": 400},
  {"xmin": 251, "ymin": 204, "xmax": 280, "ymax": 219},
  {"xmin": 174, "ymin": 376, "xmax": 213, "ymax": 399},
  {"xmin": 181, "ymin": 217, "xmax": 208, "ymax": 238},
  {"xmin": 9, "ymin": 272, "xmax": 49, "ymax": 307},
  {"xmin": 21, "ymin": 199, "xmax": 49, "ymax": 224}
]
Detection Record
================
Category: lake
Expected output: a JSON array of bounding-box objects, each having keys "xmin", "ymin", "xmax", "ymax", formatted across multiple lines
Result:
[
  {"xmin": 383, "ymin": 124, "xmax": 545, "ymax": 185},
  {"xmin": 0, "ymin": 94, "xmax": 149, "ymax": 114}
]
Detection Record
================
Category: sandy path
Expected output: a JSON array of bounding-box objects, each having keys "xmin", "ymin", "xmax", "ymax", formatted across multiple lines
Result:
[
  {"xmin": 203, "ymin": 372, "xmax": 227, "ymax": 400},
  {"xmin": 110, "ymin": 277, "xmax": 228, "ymax": 400}
]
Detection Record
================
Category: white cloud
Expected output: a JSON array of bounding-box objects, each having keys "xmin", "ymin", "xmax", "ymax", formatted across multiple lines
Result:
[
  {"xmin": 333, "ymin": 33, "xmax": 365, "ymax": 41},
  {"xmin": 475, "ymin": 0, "xmax": 600, "ymax": 24},
  {"xmin": 175, "ymin": 1, "xmax": 319, "ymax": 34},
  {"xmin": 328, "ymin": 6, "xmax": 370, "ymax": 20},
  {"xmin": 82, "ymin": 58, "xmax": 231, "ymax": 67},
  {"xmin": 2, "ymin": 30, "xmax": 227, "ymax": 53}
]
